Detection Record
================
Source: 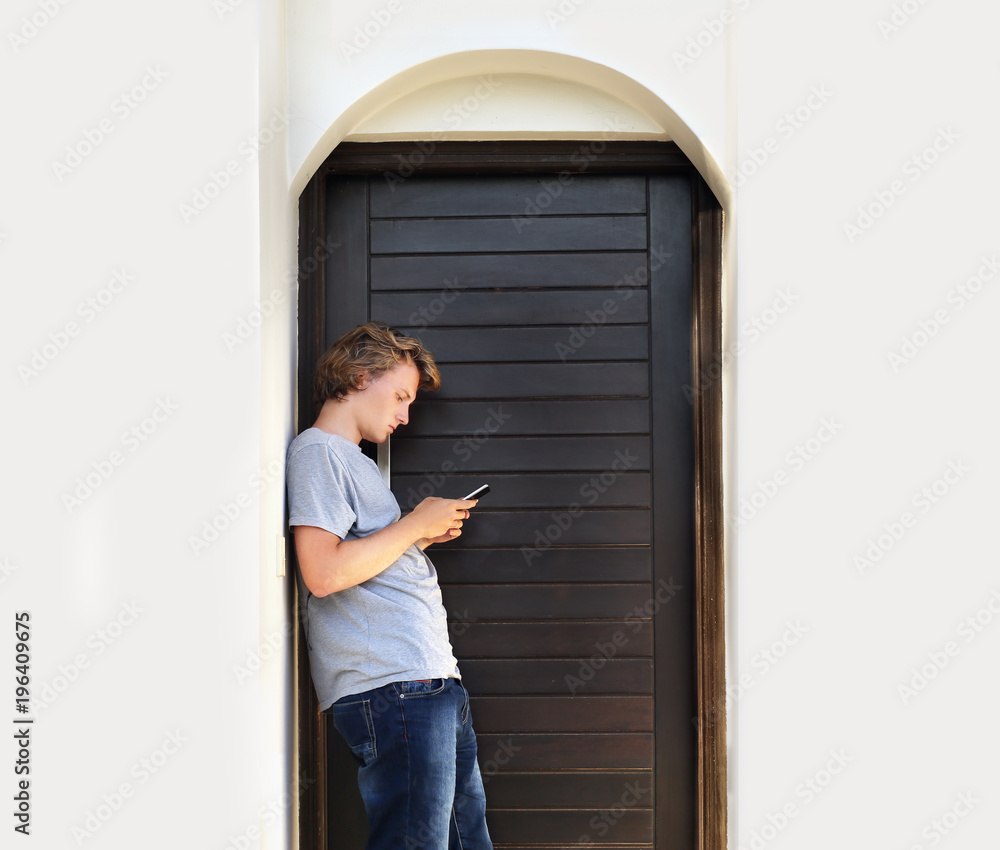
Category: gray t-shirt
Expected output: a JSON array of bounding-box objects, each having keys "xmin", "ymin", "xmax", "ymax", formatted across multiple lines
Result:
[{"xmin": 285, "ymin": 428, "xmax": 460, "ymax": 709}]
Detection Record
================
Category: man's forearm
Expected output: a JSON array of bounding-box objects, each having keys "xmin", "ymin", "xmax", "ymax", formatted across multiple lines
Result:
[{"xmin": 298, "ymin": 514, "xmax": 423, "ymax": 596}]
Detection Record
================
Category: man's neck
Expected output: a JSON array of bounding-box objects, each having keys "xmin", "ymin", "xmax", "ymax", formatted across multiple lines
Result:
[{"xmin": 312, "ymin": 399, "xmax": 361, "ymax": 444}]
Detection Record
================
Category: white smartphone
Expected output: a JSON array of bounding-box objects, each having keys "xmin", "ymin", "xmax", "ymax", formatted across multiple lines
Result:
[{"xmin": 461, "ymin": 484, "xmax": 490, "ymax": 501}]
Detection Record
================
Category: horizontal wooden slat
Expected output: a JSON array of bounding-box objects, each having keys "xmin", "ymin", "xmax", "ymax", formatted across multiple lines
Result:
[
  {"xmin": 451, "ymin": 622, "xmax": 653, "ymax": 658},
  {"xmin": 433, "ymin": 363, "xmax": 648, "ymax": 399},
  {"xmin": 391, "ymin": 436, "xmax": 650, "ymax": 473},
  {"xmin": 431, "ymin": 548, "xmax": 651, "ymax": 584},
  {"xmin": 400, "ymin": 399, "xmax": 650, "ymax": 437},
  {"xmin": 483, "ymin": 771, "xmax": 654, "ymax": 808},
  {"xmin": 370, "ymin": 251, "xmax": 649, "ymax": 290},
  {"xmin": 445, "ymin": 509, "xmax": 650, "ymax": 547},
  {"xmin": 370, "ymin": 216, "xmax": 647, "ymax": 254},
  {"xmin": 443, "ymin": 585, "xmax": 654, "ymax": 621},
  {"xmin": 486, "ymin": 809, "xmax": 653, "ymax": 845},
  {"xmin": 477, "ymin": 733, "xmax": 654, "ymax": 769},
  {"xmin": 370, "ymin": 175, "xmax": 647, "ymax": 218},
  {"xmin": 397, "ymin": 325, "xmax": 649, "ymax": 363},
  {"xmin": 462, "ymin": 659, "xmax": 653, "ymax": 695},
  {"xmin": 393, "ymin": 473, "xmax": 651, "ymax": 511},
  {"xmin": 470, "ymin": 696, "xmax": 654, "ymax": 733},
  {"xmin": 373, "ymin": 289, "xmax": 647, "ymax": 327}
]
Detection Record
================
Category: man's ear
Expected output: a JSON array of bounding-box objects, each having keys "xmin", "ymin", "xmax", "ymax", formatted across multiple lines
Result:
[{"xmin": 354, "ymin": 371, "xmax": 369, "ymax": 391}]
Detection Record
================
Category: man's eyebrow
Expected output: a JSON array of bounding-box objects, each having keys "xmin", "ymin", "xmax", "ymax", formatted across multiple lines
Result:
[{"xmin": 397, "ymin": 388, "xmax": 414, "ymax": 401}]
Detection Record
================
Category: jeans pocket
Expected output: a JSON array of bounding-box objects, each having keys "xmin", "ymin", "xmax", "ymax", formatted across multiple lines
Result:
[
  {"xmin": 396, "ymin": 678, "xmax": 448, "ymax": 698},
  {"xmin": 332, "ymin": 698, "xmax": 377, "ymax": 765},
  {"xmin": 460, "ymin": 681, "xmax": 471, "ymax": 725}
]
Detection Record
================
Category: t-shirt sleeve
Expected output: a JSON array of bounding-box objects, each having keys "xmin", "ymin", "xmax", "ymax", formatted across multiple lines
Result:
[{"xmin": 286, "ymin": 442, "xmax": 358, "ymax": 539}]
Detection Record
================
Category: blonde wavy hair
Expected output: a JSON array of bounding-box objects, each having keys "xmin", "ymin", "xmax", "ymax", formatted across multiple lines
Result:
[{"xmin": 314, "ymin": 322, "xmax": 441, "ymax": 404}]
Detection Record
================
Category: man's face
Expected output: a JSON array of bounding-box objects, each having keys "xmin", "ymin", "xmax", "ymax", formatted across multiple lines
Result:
[{"xmin": 355, "ymin": 361, "xmax": 420, "ymax": 444}]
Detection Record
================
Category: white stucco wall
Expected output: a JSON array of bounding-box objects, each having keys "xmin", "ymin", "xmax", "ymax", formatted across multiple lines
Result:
[{"xmin": 6, "ymin": 1, "xmax": 999, "ymax": 849}]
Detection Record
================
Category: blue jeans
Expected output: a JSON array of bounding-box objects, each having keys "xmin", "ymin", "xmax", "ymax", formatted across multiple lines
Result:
[{"xmin": 330, "ymin": 678, "xmax": 493, "ymax": 850}]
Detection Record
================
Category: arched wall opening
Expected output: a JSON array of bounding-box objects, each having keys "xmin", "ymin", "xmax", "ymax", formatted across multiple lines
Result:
[
  {"xmin": 282, "ymin": 48, "xmax": 731, "ymax": 850},
  {"xmin": 289, "ymin": 48, "xmax": 731, "ymax": 211}
]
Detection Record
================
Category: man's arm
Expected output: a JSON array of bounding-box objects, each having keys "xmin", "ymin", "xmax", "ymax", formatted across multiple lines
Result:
[{"xmin": 295, "ymin": 497, "xmax": 474, "ymax": 597}]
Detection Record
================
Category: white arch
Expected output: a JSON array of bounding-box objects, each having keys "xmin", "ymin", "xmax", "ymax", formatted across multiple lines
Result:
[{"xmin": 290, "ymin": 48, "xmax": 731, "ymax": 208}]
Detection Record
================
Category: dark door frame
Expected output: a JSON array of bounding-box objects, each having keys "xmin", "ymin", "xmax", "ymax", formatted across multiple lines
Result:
[{"xmin": 292, "ymin": 141, "xmax": 726, "ymax": 850}]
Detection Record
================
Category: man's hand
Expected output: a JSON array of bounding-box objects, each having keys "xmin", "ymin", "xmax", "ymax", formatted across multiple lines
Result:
[
  {"xmin": 409, "ymin": 496, "xmax": 476, "ymax": 543},
  {"xmin": 415, "ymin": 497, "xmax": 478, "ymax": 549}
]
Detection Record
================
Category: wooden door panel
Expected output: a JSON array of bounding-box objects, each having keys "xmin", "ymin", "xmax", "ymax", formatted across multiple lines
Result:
[
  {"xmin": 370, "ymin": 215, "xmax": 647, "ymax": 254},
  {"xmin": 431, "ymin": 546, "xmax": 651, "ymax": 583},
  {"xmin": 400, "ymin": 399, "xmax": 650, "ymax": 436},
  {"xmin": 470, "ymin": 696, "xmax": 654, "ymax": 732},
  {"xmin": 370, "ymin": 174, "xmax": 647, "ymax": 217},
  {"xmin": 451, "ymin": 621, "xmax": 654, "ymax": 657},
  {"xmin": 442, "ymin": 584, "xmax": 656, "ymax": 620},
  {"xmin": 391, "ymin": 435, "xmax": 651, "ymax": 472},
  {"xmin": 393, "ymin": 472, "xmax": 651, "ymax": 508},
  {"xmin": 484, "ymin": 771, "xmax": 654, "ymax": 807},
  {"xmin": 372, "ymin": 288, "xmax": 648, "ymax": 326},
  {"xmin": 462, "ymin": 660, "xmax": 652, "ymax": 695},
  {"xmin": 370, "ymin": 251, "xmax": 649, "ymax": 290},
  {"xmin": 305, "ymin": 162, "xmax": 707, "ymax": 850},
  {"xmin": 486, "ymin": 809, "xmax": 653, "ymax": 845},
  {"xmin": 389, "ymin": 326, "xmax": 649, "ymax": 362}
]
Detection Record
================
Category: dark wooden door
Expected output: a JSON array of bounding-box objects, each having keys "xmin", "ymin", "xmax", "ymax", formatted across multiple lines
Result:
[{"xmin": 297, "ymin": 145, "xmax": 718, "ymax": 850}]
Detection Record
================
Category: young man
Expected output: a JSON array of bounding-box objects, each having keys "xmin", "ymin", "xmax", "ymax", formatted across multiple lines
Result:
[{"xmin": 285, "ymin": 322, "xmax": 493, "ymax": 850}]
